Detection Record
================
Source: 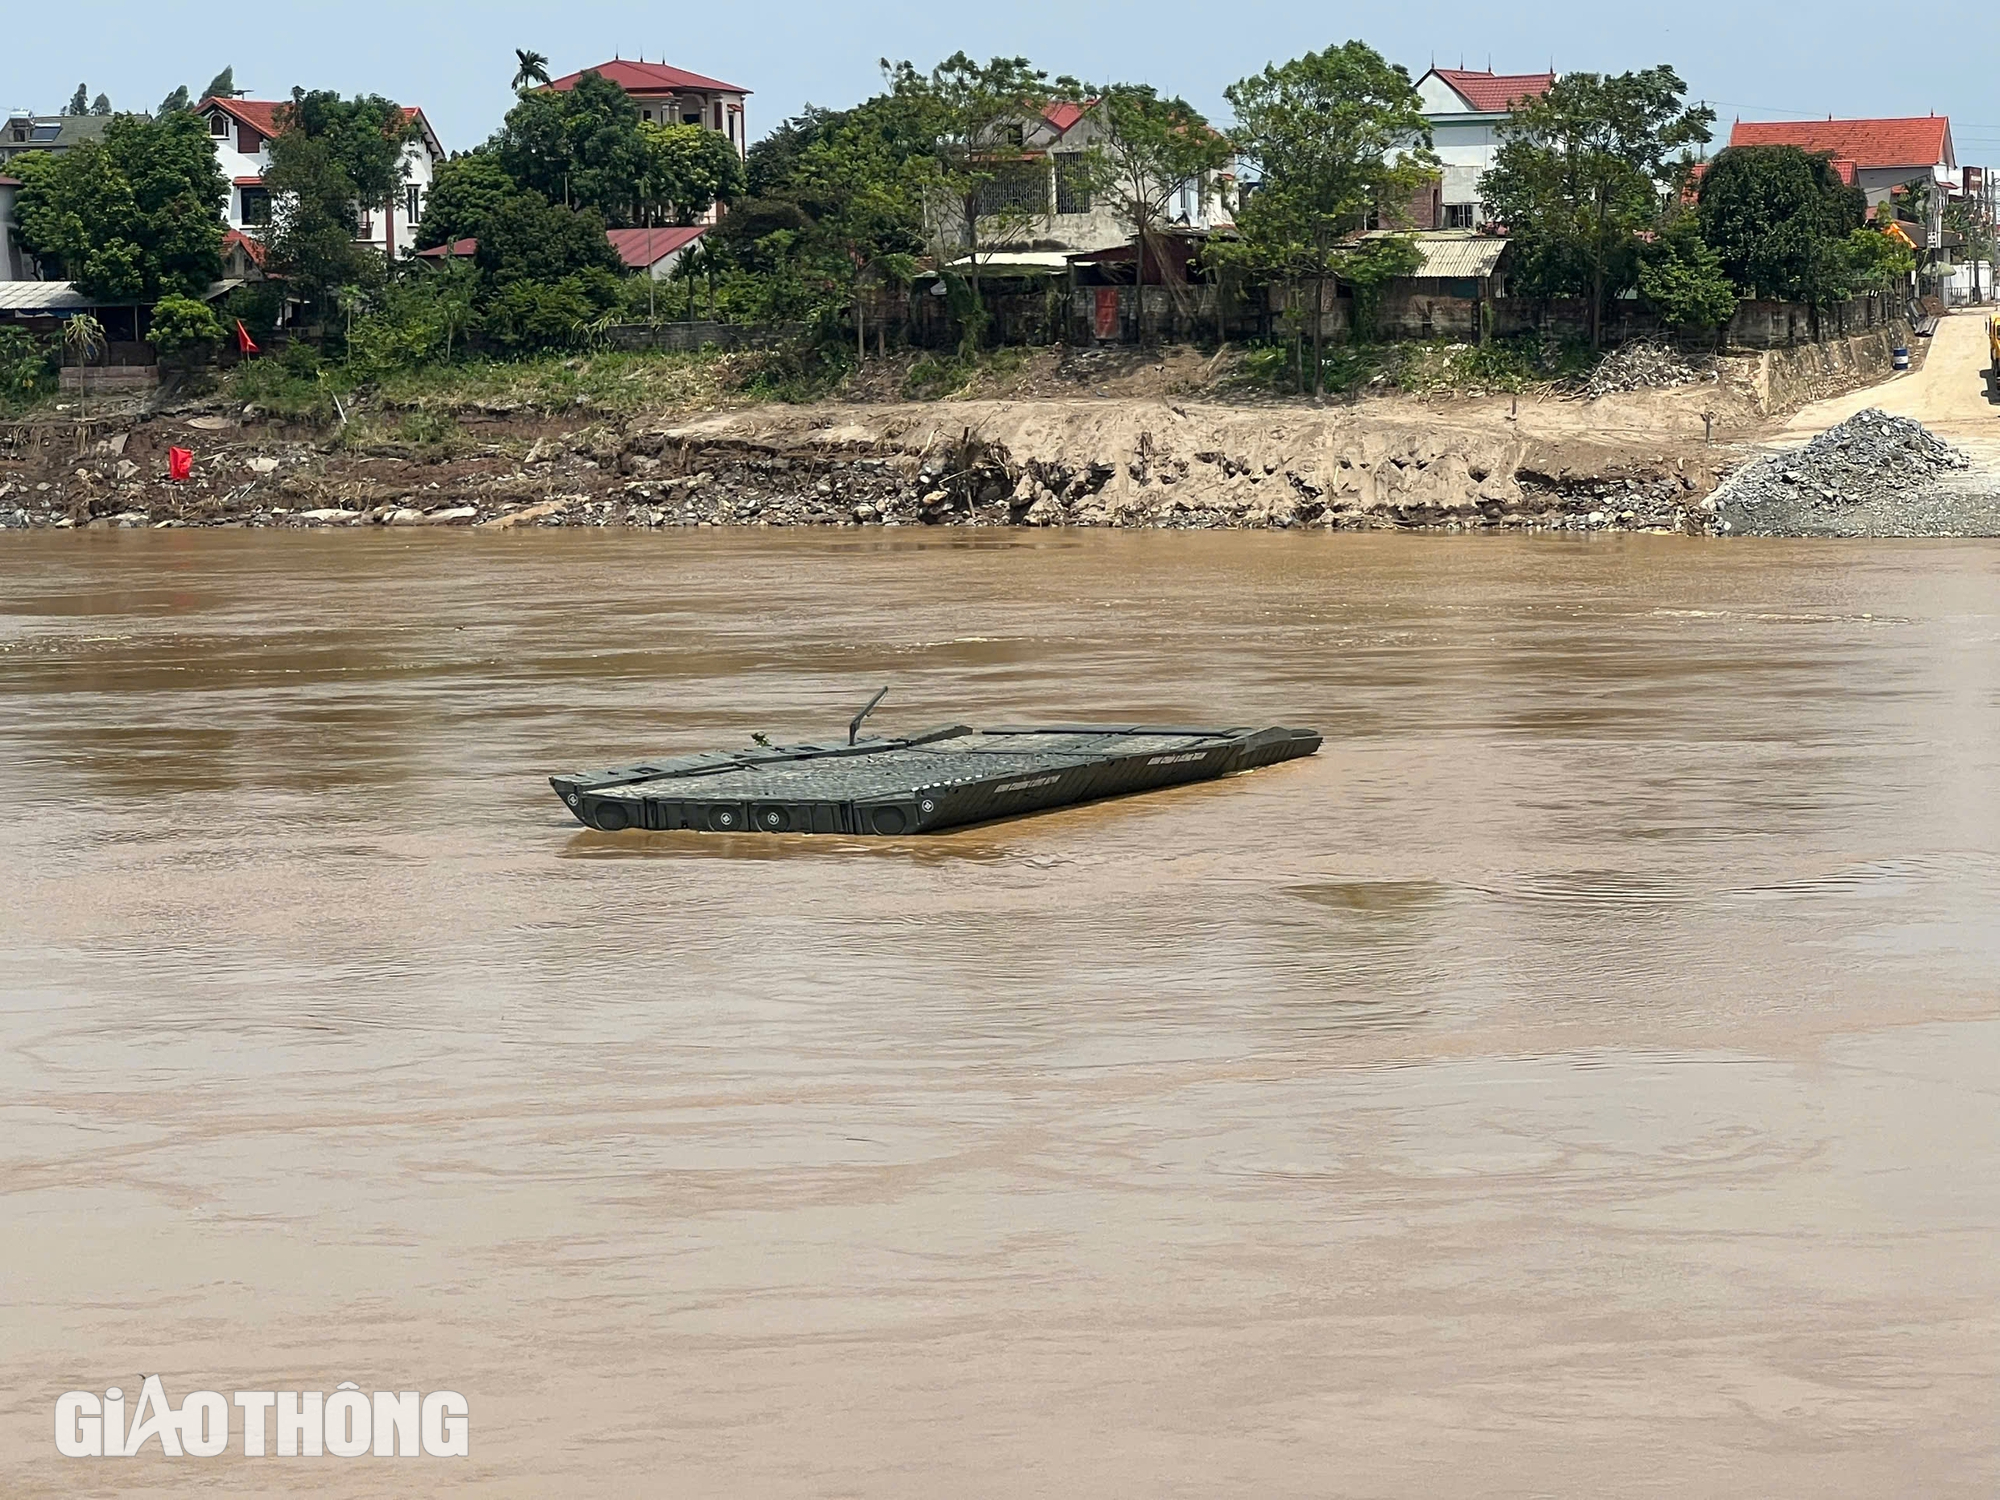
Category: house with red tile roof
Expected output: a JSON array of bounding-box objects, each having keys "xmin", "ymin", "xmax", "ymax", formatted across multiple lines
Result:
[
  {"xmin": 1415, "ymin": 68, "xmax": 1557, "ymax": 228},
  {"xmin": 416, "ymin": 226, "xmax": 711, "ymax": 280},
  {"xmin": 199, "ymin": 95, "xmax": 445, "ymax": 260},
  {"xmin": 544, "ymin": 58, "xmax": 751, "ymax": 163},
  {"xmin": 1725, "ymin": 116, "xmax": 1956, "ymax": 221}
]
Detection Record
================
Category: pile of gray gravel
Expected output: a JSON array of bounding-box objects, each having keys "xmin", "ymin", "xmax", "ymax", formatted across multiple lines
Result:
[{"xmin": 1719, "ymin": 409, "xmax": 1968, "ymax": 515}]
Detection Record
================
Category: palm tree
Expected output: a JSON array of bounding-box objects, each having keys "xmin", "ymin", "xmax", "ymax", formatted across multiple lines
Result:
[
  {"xmin": 62, "ymin": 313, "xmax": 106, "ymax": 418},
  {"xmin": 512, "ymin": 50, "xmax": 551, "ymax": 92}
]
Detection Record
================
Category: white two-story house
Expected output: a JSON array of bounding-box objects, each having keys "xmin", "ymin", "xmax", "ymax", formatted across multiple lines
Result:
[
  {"xmin": 938, "ymin": 100, "xmax": 1236, "ymax": 259},
  {"xmin": 1414, "ymin": 67, "xmax": 1556, "ymax": 228},
  {"xmin": 199, "ymin": 96, "xmax": 444, "ymax": 259}
]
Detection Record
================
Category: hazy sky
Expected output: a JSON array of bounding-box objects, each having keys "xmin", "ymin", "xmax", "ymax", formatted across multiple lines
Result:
[{"xmin": 9, "ymin": 0, "xmax": 1999, "ymax": 165}]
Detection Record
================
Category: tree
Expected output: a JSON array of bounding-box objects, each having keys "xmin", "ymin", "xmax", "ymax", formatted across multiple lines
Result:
[
  {"xmin": 90, "ymin": 94, "xmax": 111, "ymax": 116},
  {"xmin": 157, "ymin": 85, "xmax": 192, "ymax": 116},
  {"xmin": 1225, "ymin": 41, "xmax": 1436, "ymax": 394},
  {"xmin": 1343, "ymin": 233, "xmax": 1423, "ymax": 342},
  {"xmin": 883, "ymin": 53, "xmax": 1053, "ymax": 338},
  {"xmin": 416, "ymin": 152, "xmax": 516, "ymax": 247},
  {"xmin": 492, "ymin": 71, "xmax": 649, "ymax": 223},
  {"xmin": 1638, "ymin": 216, "xmax": 1737, "ymax": 338},
  {"xmin": 202, "ymin": 68, "xmax": 238, "ymax": 101},
  {"xmin": 11, "ymin": 110, "xmax": 226, "ymax": 298},
  {"xmin": 1696, "ymin": 145, "xmax": 1862, "ymax": 315},
  {"xmin": 62, "ymin": 312, "xmax": 106, "ymax": 415},
  {"xmin": 1481, "ymin": 67, "xmax": 1714, "ymax": 346},
  {"xmin": 1846, "ymin": 225, "xmax": 1915, "ymax": 294},
  {"xmin": 512, "ymin": 50, "xmax": 551, "ymax": 93},
  {"xmin": 637, "ymin": 121, "xmax": 744, "ymax": 225},
  {"xmin": 475, "ymin": 193, "xmax": 623, "ymax": 286},
  {"xmin": 277, "ymin": 90, "xmax": 415, "ymax": 212},
  {"xmin": 262, "ymin": 90, "xmax": 418, "ymax": 315},
  {"xmin": 264, "ymin": 133, "xmax": 381, "ymax": 316},
  {"xmin": 782, "ymin": 98, "xmax": 932, "ymax": 353},
  {"xmin": 67, "ymin": 84, "xmax": 89, "ymax": 117},
  {"xmin": 1082, "ymin": 85, "xmax": 1236, "ymax": 341},
  {"xmin": 148, "ymin": 293, "xmax": 226, "ymax": 357}
]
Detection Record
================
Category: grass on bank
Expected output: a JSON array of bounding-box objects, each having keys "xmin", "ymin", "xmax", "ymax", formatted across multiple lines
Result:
[
  {"xmin": 220, "ymin": 343, "xmax": 759, "ymax": 425},
  {"xmin": 1232, "ymin": 333, "xmax": 1602, "ymax": 398}
]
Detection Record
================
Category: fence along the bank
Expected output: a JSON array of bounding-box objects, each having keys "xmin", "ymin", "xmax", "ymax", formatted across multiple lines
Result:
[{"xmin": 901, "ymin": 280, "xmax": 1911, "ymax": 351}]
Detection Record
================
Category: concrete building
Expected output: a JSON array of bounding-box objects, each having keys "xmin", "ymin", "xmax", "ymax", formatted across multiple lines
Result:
[
  {"xmin": 545, "ymin": 59, "xmax": 752, "ymax": 162},
  {"xmin": 199, "ymin": 96, "xmax": 444, "ymax": 260},
  {"xmin": 0, "ymin": 111, "xmax": 114, "ymax": 166},
  {"xmin": 1413, "ymin": 68, "xmax": 1557, "ymax": 228},
  {"xmin": 941, "ymin": 99, "xmax": 1235, "ymax": 258}
]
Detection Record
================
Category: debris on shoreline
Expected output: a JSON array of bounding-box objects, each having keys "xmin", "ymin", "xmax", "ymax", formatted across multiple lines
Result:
[
  {"xmin": 1714, "ymin": 409, "xmax": 1969, "ymax": 524},
  {"xmin": 1579, "ymin": 342, "xmax": 1705, "ymax": 399}
]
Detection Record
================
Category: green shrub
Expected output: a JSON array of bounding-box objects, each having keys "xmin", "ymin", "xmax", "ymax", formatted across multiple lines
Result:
[
  {"xmin": 149, "ymin": 293, "xmax": 227, "ymax": 355},
  {"xmin": 0, "ymin": 326, "xmax": 56, "ymax": 410},
  {"xmin": 222, "ymin": 282, "xmax": 285, "ymax": 346},
  {"xmin": 480, "ymin": 271, "xmax": 619, "ymax": 351}
]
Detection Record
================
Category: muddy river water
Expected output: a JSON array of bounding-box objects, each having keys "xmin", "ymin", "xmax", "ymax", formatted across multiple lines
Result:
[{"xmin": 2, "ymin": 529, "xmax": 1996, "ymax": 1497}]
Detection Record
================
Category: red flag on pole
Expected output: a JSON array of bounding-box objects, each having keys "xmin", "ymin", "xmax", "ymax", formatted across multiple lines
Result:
[
  {"xmin": 167, "ymin": 447, "xmax": 193, "ymax": 482},
  {"xmin": 235, "ymin": 319, "xmax": 260, "ymax": 355}
]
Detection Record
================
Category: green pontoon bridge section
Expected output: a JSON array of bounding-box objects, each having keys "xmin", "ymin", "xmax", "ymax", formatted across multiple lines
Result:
[{"xmin": 551, "ymin": 724, "xmax": 1320, "ymax": 836}]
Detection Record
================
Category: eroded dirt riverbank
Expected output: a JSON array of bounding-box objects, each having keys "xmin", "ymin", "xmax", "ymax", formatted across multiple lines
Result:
[{"xmin": 0, "ymin": 325, "xmax": 1930, "ymax": 538}]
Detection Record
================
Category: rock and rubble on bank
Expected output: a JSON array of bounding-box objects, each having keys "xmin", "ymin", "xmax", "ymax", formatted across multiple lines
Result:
[
  {"xmin": 1711, "ymin": 409, "xmax": 2000, "ymax": 537},
  {"xmin": 0, "ymin": 396, "xmax": 1732, "ymax": 537}
]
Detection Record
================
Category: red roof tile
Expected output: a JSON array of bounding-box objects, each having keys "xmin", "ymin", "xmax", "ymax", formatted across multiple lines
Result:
[
  {"xmin": 1431, "ymin": 69, "xmax": 1555, "ymax": 113},
  {"xmin": 606, "ymin": 225, "xmax": 707, "ymax": 267},
  {"xmin": 414, "ymin": 237, "xmax": 479, "ymax": 259},
  {"xmin": 0, "ymin": 175, "xmax": 19, "ymax": 187},
  {"xmin": 232, "ymin": 175, "xmax": 265, "ymax": 186},
  {"xmin": 203, "ymin": 97, "xmax": 284, "ymax": 136},
  {"xmin": 1042, "ymin": 101, "xmax": 1091, "ymax": 134},
  {"xmin": 1727, "ymin": 117, "xmax": 1952, "ymax": 170},
  {"xmin": 222, "ymin": 229, "xmax": 267, "ymax": 266},
  {"xmin": 200, "ymin": 98, "xmax": 439, "ymax": 154},
  {"xmin": 547, "ymin": 59, "xmax": 750, "ymax": 97}
]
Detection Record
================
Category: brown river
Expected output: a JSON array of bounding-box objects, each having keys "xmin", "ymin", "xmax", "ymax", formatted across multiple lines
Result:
[{"xmin": 2, "ymin": 529, "xmax": 1997, "ymax": 1497}]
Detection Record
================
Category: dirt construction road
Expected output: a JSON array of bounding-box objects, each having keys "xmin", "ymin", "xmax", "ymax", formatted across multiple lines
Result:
[{"xmin": 1785, "ymin": 309, "xmax": 2000, "ymax": 457}]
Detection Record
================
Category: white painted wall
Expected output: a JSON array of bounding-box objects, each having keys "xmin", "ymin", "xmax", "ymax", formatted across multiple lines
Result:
[
  {"xmin": 0, "ymin": 181, "xmax": 20, "ymax": 281},
  {"xmin": 934, "ymin": 105, "xmax": 1236, "ymax": 255},
  {"xmin": 207, "ymin": 104, "xmax": 441, "ymax": 260}
]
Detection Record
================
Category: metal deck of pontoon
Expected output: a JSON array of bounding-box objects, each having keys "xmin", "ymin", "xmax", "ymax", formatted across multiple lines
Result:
[{"xmin": 551, "ymin": 719, "xmax": 1320, "ymax": 836}]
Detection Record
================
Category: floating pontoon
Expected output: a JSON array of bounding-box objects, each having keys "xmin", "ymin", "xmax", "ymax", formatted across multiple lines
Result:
[{"xmin": 551, "ymin": 692, "xmax": 1319, "ymax": 837}]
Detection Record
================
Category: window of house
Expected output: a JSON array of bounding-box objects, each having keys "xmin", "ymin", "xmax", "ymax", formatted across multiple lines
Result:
[
  {"xmin": 239, "ymin": 124, "xmax": 262, "ymax": 155},
  {"xmin": 239, "ymin": 187, "xmax": 271, "ymax": 226},
  {"xmin": 974, "ymin": 161, "xmax": 1050, "ymax": 217},
  {"xmin": 209, "ymin": 112, "xmax": 228, "ymax": 137},
  {"xmin": 406, "ymin": 184, "xmax": 422, "ymax": 223},
  {"xmin": 1444, "ymin": 203, "xmax": 1475, "ymax": 229},
  {"xmin": 1055, "ymin": 152, "xmax": 1091, "ymax": 215},
  {"xmin": 713, "ymin": 101, "xmax": 723, "ymax": 130},
  {"xmin": 683, "ymin": 110, "xmax": 701, "ymax": 126}
]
